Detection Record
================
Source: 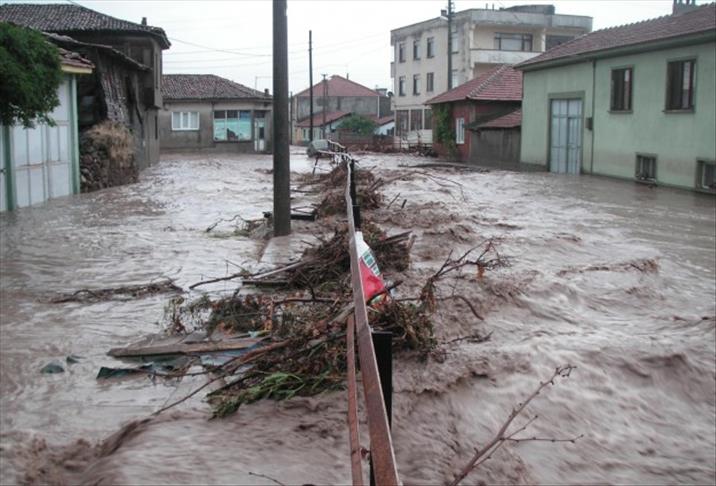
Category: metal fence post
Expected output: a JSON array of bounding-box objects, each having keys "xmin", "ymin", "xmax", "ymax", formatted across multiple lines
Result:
[
  {"xmin": 369, "ymin": 330, "xmax": 393, "ymax": 486},
  {"xmin": 349, "ymin": 159, "xmax": 361, "ymax": 229}
]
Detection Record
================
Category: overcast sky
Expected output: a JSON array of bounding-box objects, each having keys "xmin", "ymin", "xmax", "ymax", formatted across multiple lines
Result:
[{"xmin": 9, "ymin": 0, "xmax": 676, "ymax": 93}]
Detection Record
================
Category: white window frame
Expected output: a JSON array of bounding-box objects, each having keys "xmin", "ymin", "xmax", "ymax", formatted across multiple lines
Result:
[
  {"xmin": 455, "ymin": 117, "xmax": 465, "ymax": 144},
  {"xmin": 171, "ymin": 111, "xmax": 199, "ymax": 131},
  {"xmin": 635, "ymin": 154, "xmax": 657, "ymax": 182}
]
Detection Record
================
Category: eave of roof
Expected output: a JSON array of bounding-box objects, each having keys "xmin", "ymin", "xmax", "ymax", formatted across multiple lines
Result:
[{"xmin": 44, "ymin": 32, "xmax": 149, "ymax": 71}]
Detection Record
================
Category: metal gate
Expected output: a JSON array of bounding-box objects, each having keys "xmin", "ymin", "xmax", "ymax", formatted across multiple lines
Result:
[
  {"xmin": 549, "ymin": 99, "xmax": 582, "ymax": 174},
  {"xmin": 2, "ymin": 78, "xmax": 75, "ymax": 211}
]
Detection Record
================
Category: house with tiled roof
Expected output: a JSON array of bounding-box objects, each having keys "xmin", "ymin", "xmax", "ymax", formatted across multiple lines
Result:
[
  {"xmin": 426, "ymin": 64, "xmax": 522, "ymax": 164},
  {"xmin": 160, "ymin": 74, "xmax": 273, "ymax": 153},
  {"xmin": 516, "ymin": 0, "xmax": 715, "ymax": 192},
  {"xmin": 0, "ymin": 3, "xmax": 170, "ymax": 171},
  {"xmin": 291, "ymin": 75, "xmax": 391, "ymax": 144}
]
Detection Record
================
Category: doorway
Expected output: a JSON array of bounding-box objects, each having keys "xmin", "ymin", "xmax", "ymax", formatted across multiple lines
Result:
[{"xmin": 549, "ymin": 98, "xmax": 583, "ymax": 174}]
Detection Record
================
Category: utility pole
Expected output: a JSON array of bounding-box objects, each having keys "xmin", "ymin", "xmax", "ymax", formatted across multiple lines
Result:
[
  {"xmin": 309, "ymin": 30, "xmax": 314, "ymax": 142},
  {"xmin": 321, "ymin": 73, "xmax": 327, "ymax": 139},
  {"xmin": 446, "ymin": 0, "xmax": 454, "ymax": 91},
  {"xmin": 272, "ymin": 0, "xmax": 290, "ymax": 236}
]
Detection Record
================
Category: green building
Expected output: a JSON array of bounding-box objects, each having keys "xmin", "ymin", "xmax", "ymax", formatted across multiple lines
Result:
[{"xmin": 516, "ymin": 1, "xmax": 715, "ymax": 193}]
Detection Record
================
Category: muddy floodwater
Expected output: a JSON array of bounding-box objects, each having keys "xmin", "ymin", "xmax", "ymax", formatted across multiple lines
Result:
[{"xmin": 1, "ymin": 151, "xmax": 714, "ymax": 485}]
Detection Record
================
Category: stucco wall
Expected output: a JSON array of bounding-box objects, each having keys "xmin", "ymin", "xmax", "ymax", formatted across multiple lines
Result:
[
  {"xmin": 591, "ymin": 42, "xmax": 716, "ymax": 188},
  {"xmin": 520, "ymin": 40, "xmax": 716, "ymax": 190},
  {"xmin": 160, "ymin": 100, "xmax": 272, "ymax": 153},
  {"xmin": 520, "ymin": 61, "xmax": 594, "ymax": 168}
]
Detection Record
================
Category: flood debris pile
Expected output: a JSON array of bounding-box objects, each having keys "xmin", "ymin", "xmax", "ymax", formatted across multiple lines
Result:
[
  {"xmin": 51, "ymin": 279, "xmax": 182, "ymax": 303},
  {"xmin": 97, "ymin": 159, "xmax": 505, "ymax": 419}
]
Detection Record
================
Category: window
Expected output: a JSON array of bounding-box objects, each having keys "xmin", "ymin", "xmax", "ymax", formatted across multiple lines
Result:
[
  {"xmin": 413, "ymin": 74, "xmax": 421, "ymax": 95},
  {"xmin": 302, "ymin": 128, "xmax": 310, "ymax": 140},
  {"xmin": 546, "ymin": 35, "xmax": 573, "ymax": 50},
  {"xmin": 455, "ymin": 117, "xmax": 465, "ymax": 144},
  {"xmin": 635, "ymin": 154, "xmax": 656, "ymax": 182},
  {"xmin": 424, "ymin": 108, "xmax": 433, "ymax": 130},
  {"xmin": 410, "ymin": 109, "xmax": 423, "ymax": 131},
  {"xmin": 214, "ymin": 110, "xmax": 251, "ymax": 141},
  {"xmin": 398, "ymin": 42, "xmax": 405, "ymax": 63},
  {"xmin": 450, "ymin": 24, "xmax": 459, "ymax": 53},
  {"xmin": 413, "ymin": 40, "xmax": 420, "ymax": 60},
  {"xmin": 666, "ymin": 60, "xmax": 695, "ymax": 110},
  {"xmin": 611, "ymin": 68, "xmax": 633, "ymax": 111},
  {"xmin": 427, "ymin": 37, "xmax": 435, "ymax": 58},
  {"xmin": 396, "ymin": 109, "xmax": 409, "ymax": 135},
  {"xmin": 398, "ymin": 76, "xmax": 406, "ymax": 96},
  {"xmin": 697, "ymin": 160, "xmax": 715, "ymax": 192},
  {"xmin": 494, "ymin": 33, "xmax": 533, "ymax": 52},
  {"xmin": 171, "ymin": 111, "xmax": 199, "ymax": 131},
  {"xmin": 426, "ymin": 72, "xmax": 434, "ymax": 93},
  {"xmin": 450, "ymin": 69, "xmax": 459, "ymax": 89}
]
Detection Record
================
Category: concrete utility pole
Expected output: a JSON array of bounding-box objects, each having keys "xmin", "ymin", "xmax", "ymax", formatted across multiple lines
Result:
[
  {"xmin": 309, "ymin": 30, "xmax": 314, "ymax": 142},
  {"xmin": 446, "ymin": 0, "xmax": 454, "ymax": 91},
  {"xmin": 321, "ymin": 73, "xmax": 327, "ymax": 139},
  {"xmin": 273, "ymin": 0, "xmax": 290, "ymax": 236}
]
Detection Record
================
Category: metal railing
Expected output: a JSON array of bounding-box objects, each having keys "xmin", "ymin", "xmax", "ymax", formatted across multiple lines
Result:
[{"xmin": 338, "ymin": 153, "xmax": 400, "ymax": 486}]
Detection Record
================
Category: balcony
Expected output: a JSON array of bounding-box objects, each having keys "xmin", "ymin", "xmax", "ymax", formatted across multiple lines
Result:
[{"xmin": 470, "ymin": 49, "xmax": 540, "ymax": 65}]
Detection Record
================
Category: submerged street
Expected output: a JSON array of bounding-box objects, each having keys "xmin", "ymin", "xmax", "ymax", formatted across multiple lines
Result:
[{"xmin": 1, "ymin": 151, "xmax": 714, "ymax": 484}]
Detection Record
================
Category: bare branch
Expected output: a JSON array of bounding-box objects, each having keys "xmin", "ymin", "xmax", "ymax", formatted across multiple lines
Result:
[{"xmin": 450, "ymin": 365, "xmax": 577, "ymax": 486}]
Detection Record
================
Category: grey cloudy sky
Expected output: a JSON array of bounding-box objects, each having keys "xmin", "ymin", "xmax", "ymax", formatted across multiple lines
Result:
[{"xmin": 22, "ymin": 0, "xmax": 677, "ymax": 92}]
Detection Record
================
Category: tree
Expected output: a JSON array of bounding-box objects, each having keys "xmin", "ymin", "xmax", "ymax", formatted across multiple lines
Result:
[
  {"xmin": 338, "ymin": 114, "xmax": 377, "ymax": 136},
  {"xmin": 0, "ymin": 23, "xmax": 62, "ymax": 128}
]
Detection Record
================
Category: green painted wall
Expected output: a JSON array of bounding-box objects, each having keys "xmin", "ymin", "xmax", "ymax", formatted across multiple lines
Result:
[
  {"xmin": 592, "ymin": 42, "xmax": 716, "ymax": 188},
  {"xmin": 520, "ymin": 39, "xmax": 716, "ymax": 191},
  {"xmin": 520, "ymin": 61, "xmax": 594, "ymax": 169}
]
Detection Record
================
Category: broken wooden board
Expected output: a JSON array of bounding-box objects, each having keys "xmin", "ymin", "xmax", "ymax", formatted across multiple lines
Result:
[{"xmin": 109, "ymin": 333, "xmax": 266, "ymax": 359}]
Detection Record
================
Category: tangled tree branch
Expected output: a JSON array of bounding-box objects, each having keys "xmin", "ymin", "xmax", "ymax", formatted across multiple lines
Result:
[{"xmin": 450, "ymin": 365, "xmax": 580, "ymax": 486}]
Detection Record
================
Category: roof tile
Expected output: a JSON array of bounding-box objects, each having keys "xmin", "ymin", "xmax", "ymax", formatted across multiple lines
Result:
[
  {"xmin": 0, "ymin": 3, "xmax": 170, "ymax": 48},
  {"xmin": 296, "ymin": 111, "xmax": 351, "ymax": 128},
  {"xmin": 518, "ymin": 3, "xmax": 716, "ymax": 69},
  {"xmin": 162, "ymin": 74, "xmax": 271, "ymax": 101},
  {"xmin": 426, "ymin": 65, "xmax": 522, "ymax": 104},
  {"xmin": 476, "ymin": 109, "xmax": 521, "ymax": 129}
]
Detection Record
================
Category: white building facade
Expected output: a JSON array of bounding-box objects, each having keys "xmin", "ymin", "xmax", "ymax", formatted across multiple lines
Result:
[{"xmin": 390, "ymin": 4, "xmax": 592, "ymax": 143}]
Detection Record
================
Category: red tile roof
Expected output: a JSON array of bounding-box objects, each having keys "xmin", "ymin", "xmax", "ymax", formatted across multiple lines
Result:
[
  {"xmin": 476, "ymin": 109, "xmax": 521, "ymax": 129},
  {"xmin": 295, "ymin": 75, "xmax": 379, "ymax": 98},
  {"xmin": 162, "ymin": 74, "xmax": 270, "ymax": 101},
  {"xmin": 518, "ymin": 3, "xmax": 716, "ymax": 69},
  {"xmin": 57, "ymin": 47, "xmax": 93, "ymax": 71},
  {"xmin": 0, "ymin": 3, "xmax": 170, "ymax": 48},
  {"xmin": 296, "ymin": 111, "xmax": 351, "ymax": 128},
  {"xmin": 426, "ymin": 65, "xmax": 523, "ymax": 104}
]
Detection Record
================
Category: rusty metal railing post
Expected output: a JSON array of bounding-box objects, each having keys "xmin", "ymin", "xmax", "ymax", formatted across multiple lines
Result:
[
  {"xmin": 345, "ymin": 160, "xmax": 400, "ymax": 486},
  {"xmin": 369, "ymin": 330, "xmax": 393, "ymax": 486}
]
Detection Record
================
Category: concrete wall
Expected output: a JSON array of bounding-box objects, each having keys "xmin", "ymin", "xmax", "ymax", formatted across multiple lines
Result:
[
  {"xmin": 295, "ymin": 95, "xmax": 379, "ymax": 120},
  {"xmin": 520, "ymin": 39, "xmax": 716, "ymax": 191},
  {"xmin": 160, "ymin": 100, "xmax": 272, "ymax": 153}
]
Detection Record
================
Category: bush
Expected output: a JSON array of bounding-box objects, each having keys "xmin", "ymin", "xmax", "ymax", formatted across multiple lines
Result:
[
  {"xmin": 0, "ymin": 23, "xmax": 63, "ymax": 128},
  {"xmin": 338, "ymin": 114, "xmax": 377, "ymax": 136}
]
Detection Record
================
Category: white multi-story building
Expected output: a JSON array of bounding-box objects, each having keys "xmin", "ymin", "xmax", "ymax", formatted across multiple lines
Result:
[{"xmin": 390, "ymin": 4, "xmax": 592, "ymax": 142}]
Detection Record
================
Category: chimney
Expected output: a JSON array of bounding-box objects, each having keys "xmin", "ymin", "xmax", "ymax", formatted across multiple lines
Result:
[
  {"xmin": 264, "ymin": 88, "xmax": 270, "ymax": 95},
  {"xmin": 346, "ymin": 73, "xmax": 349, "ymax": 80},
  {"xmin": 673, "ymin": 0, "xmax": 698, "ymax": 14},
  {"xmin": 141, "ymin": 17, "xmax": 147, "ymax": 25}
]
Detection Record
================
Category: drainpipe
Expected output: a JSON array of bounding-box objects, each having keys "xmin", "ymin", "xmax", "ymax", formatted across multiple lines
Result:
[{"xmin": 590, "ymin": 59, "xmax": 596, "ymax": 174}]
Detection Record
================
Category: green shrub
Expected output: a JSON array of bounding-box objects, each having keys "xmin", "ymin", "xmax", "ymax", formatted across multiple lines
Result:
[
  {"xmin": 338, "ymin": 114, "xmax": 377, "ymax": 135},
  {"xmin": 0, "ymin": 23, "xmax": 62, "ymax": 127}
]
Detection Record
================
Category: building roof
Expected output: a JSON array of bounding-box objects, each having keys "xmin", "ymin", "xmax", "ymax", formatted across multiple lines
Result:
[
  {"xmin": 296, "ymin": 111, "xmax": 351, "ymax": 128},
  {"xmin": 517, "ymin": 3, "xmax": 716, "ymax": 70},
  {"xmin": 161, "ymin": 74, "xmax": 271, "ymax": 101},
  {"xmin": 426, "ymin": 65, "xmax": 523, "ymax": 104},
  {"xmin": 44, "ymin": 32, "xmax": 149, "ymax": 71},
  {"xmin": 57, "ymin": 46, "xmax": 94, "ymax": 72},
  {"xmin": 295, "ymin": 75, "xmax": 379, "ymax": 98},
  {"xmin": 0, "ymin": 3, "xmax": 170, "ymax": 49},
  {"xmin": 375, "ymin": 115, "xmax": 395, "ymax": 126},
  {"xmin": 475, "ymin": 109, "xmax": 522, "ymax": 129}
]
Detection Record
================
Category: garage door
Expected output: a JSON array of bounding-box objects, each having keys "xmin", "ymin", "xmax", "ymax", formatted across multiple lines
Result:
[
  {"xmin": 8, "ymin": 78, "xmax": 73, "ymax": 209},
  {"xmin": 549, "ymin": 99, "xmax": 582, "ymax": 174}
]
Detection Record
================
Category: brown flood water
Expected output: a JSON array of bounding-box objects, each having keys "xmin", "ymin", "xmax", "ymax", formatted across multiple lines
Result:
[{"xmin": 1, "ymin": 151, "xmax": 714, "ymax": 485}]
